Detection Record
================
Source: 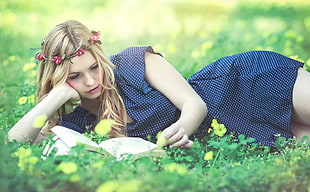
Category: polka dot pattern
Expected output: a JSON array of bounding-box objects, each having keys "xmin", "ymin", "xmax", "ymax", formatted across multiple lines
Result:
[{"xmin": 62, "ymin": 46, "xmax": 304, "ymax": 145}]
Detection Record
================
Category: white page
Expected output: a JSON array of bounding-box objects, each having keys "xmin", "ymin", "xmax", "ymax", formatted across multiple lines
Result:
[
  {"xmin": 51, "ymin": 126, "xmax": 99, "ymax": 149},
  {"xmin": 99, "ymin": 137, "xmax": 158, "ymax": 158}
]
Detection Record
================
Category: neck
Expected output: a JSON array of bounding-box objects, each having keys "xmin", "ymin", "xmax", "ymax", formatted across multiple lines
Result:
[{"xmin": 80, "ymin": 98, "xmax": 101, "ymax": 117}]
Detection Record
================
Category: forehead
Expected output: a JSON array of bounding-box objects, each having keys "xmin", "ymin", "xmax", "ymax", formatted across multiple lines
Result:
[{"xmin": 70, "ymin": 51, "xmax": 96, "ymax": 71}]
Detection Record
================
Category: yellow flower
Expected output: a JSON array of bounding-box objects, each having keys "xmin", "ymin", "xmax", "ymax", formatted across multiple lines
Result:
[
  {"xmin": 32, "ymin": 114, "xmax": 48, "ymax": 128},
  {"xmin": 27, "ymin": 156, "xmax": 39, "ymax": 165},
  {"xmin": 96, "ymin": 180, "xmax": 119, "ymax": 192},
  {"xmin": 91, "ymin": 161, "xmax": 105, "ymax": 169},
  {"xmin": 57, "ymin": 162, "xmax": 78, "ymax": 174},
  {"xmin": 211, "ymin": 119, "xmax": 227, "ymax": 137},
  {"xmin": 156, "ymin": 131, "xmax": 167, "ymax": 148},
  {"xmin": 13, "ymin": 147, "xmax": 38, "ymax": 172},
  {"xmin": 163, "ymin": 163, "xmax": 188, "ymax": 175},
  {"xmin": 204, "ymin": 151, "xmax": 214, "ymax": 161},
  {"xmin": 118, "ymin": 180, "xmax": 141, "ymax": 192},
  {"xmin": 94, "ymin": 119, "xmax": 115, "ymax": 136},
  {"xmin": 28, "ymin": 95, "xmax": 36, "ymax": 104},
  {"xmin": 13, "ymin": 147, "xmax": 32, "ymax": 158},
  {"xmin": 18, "ymin": 96, "xmax": 27, "ymax": 105},
  {"xmin": 69, "ymin": 174, "xmax": 80, "ymax": 182},
  {"xmin": 23, "ymin": 62, "xmax": 36, "ymax": 72}
]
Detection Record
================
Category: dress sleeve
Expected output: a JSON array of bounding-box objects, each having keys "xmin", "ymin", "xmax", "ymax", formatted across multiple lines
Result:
[{"xmin": 111, "ymin": 46, "xmax": 162, "ymax": 94}]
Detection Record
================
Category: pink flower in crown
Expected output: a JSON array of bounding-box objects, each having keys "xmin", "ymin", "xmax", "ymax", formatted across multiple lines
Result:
[
  {"xmin": 89, "ymin": 31, "xmax": 102, "ymax": 44},
  {"xmin": 36, "ymin": 52, "xmax": 46, "ymax": 61},
  {"xmin": 75, "ymin": 48, "xmax": 85, "ymax": 56},
  {"xmin": 52, "ymin": 56, "xmax": 62, "ymax": 65}
]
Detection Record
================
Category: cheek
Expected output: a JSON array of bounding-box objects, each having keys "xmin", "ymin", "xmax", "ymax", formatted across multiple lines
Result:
[{"xmin": 66, "ymin": 80, "xmax": 80, "ymax": 91}]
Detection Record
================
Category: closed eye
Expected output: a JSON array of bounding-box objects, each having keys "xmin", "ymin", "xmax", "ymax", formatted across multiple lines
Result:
[
  {"xmin": 90, "ymin": 64, "xmax": 98, "ymax": 70},
  {"xmin": 69, "ymin": 74, "xmax": 79, "ymax": 80}
]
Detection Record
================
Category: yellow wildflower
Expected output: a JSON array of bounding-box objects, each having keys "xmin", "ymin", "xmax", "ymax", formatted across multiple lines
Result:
[
  {"xmin": 28, "ymin": 95, "xmax": 36, "ymax": 104},
  {"xmin": 13, "ymin": 147, "xmax": 38, "ymax": 172},
  {"xmin": 69, "ymin": 174, "xmax": 80, "ymax": 182},
  {"xmin": 94, "ymin": 119, "xmax": 115, "ymax": 136},
  {"xmin": 204, "ymin": 151, "xmax": 214, "ymax": 161},
  {"xmin": 156, "ymin": 131, "xmax": 167, "ymax": 148},
  {"xmin": 96, "ymin": 180, "xmax": 119, "ymax": 192},
  {"xmin": 32, "ymin": 114, "xmax": 48, "ymax": 128},
  {"xmin": 211, "ymin": 119, "xmax": 227, "ymax": 137},
  {"xmin": 23, "ymin": 63, "xmax": 36, "ymax": 72},
  {"xmin": 163, "ymin": 163, "xmax": 188, "ymax": 175},
  {"xmin": 57, "ymin": 162, "xmax": 78, "ymax": 174},
  {"xmin": 91, "ymin": 161, "xmax": 105, "ymax": 169},
  {"xmin": 118, "ymin": 180, "xmax": 141, "ymax": 192},
  {"xmin": 18, "ymin": 96, "xmax": 27, "ymax": 105},
  {"xmin": 13, "ymin": 147, "xmax": 32, "ymax": 158}
]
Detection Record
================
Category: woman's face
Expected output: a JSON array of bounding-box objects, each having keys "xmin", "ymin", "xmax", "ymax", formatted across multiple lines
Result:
[{"xmin": 67, "ymin": 51, "xmax": 102, "ymax": 100}]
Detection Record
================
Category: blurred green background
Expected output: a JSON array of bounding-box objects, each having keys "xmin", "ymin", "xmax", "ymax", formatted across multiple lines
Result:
[{"xmin": 1, "ymin": 0, "xmax": 310, "ymax": 130}]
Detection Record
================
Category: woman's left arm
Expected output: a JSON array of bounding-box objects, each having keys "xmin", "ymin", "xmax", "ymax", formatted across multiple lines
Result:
[{"xmin": 145, "ymin": 52, "xmax": 208, "ymax": 148}]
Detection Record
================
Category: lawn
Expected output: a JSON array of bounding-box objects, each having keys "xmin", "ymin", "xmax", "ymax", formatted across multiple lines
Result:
[{"xmin": 1, "ymin": 0, "xmax": 310, "ymax": 191}]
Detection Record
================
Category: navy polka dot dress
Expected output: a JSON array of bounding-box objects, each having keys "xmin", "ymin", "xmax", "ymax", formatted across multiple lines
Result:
[{"xmin": 62, "ymin": 46, "xmax": 304, "ymax": 145}]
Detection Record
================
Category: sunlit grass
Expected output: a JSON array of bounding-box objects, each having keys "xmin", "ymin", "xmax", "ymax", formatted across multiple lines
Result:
[{"xmin": 1, "ymin": 0, "xmax": 310, "ymax": 191}]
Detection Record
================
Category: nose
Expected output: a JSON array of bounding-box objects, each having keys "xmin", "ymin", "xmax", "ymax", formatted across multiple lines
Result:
[{"xmin": 84, "ymin": 74, "xmax": 95, "ymax": 86}]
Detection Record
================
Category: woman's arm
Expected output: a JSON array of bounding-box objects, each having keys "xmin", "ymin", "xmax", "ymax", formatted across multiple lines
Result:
[
  {"xmin": 144, "ymin": 52, "xmax": 208, "ymax": 148},
  {"xmin": 8, "ymin": 83, "xmax": 79, "ymax": 143}
]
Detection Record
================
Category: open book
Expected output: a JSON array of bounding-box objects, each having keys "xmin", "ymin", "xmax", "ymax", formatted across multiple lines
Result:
[{"xmin": 42, "ymin": 126, "xmax": 166, "ymax": 160}]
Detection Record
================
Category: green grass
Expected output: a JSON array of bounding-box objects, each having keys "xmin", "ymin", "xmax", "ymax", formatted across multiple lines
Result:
[{"xmin": 1, "ymin": 0, "xmax": 310, "ymax": 191}]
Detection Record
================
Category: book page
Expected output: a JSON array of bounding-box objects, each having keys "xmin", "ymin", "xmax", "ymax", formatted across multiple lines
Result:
[
  {"xmin": 98, "ymin": 137, "xmax": 158, "ymax": 158},
  {"xmin": 51, "ymin": 126, "xmax": 99, "ymax": 149}
]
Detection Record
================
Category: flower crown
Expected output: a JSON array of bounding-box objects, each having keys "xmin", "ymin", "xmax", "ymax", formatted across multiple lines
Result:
[{"xmin": 35, "ymin": 31, "xmax": 101, "ymax": 65}]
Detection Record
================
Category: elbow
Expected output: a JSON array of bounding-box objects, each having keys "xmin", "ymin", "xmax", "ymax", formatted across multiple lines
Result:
[{"xmin": 199, "ymin": 99, "xmax": 208, "ymax": 118}]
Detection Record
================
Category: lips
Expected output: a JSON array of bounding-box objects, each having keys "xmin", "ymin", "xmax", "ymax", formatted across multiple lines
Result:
[{"xmin": 87, "ymin": 86, "xmax": 100, "ymax": 94}]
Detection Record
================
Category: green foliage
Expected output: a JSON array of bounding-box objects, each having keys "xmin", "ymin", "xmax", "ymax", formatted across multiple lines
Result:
[{"xmin": 1, "ymin": 0, "xmax": 310, "ymax": 191}]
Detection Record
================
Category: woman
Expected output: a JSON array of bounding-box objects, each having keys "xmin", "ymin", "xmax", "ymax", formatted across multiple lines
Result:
[{"xmin": 8, "ymin": 20, "xmax": 310, "ymax": 147}]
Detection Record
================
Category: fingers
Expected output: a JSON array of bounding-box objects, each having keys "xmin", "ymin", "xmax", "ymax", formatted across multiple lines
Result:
[{"xmin": 157, "ymin": 122, "xmax": 193, "ymax": 148}]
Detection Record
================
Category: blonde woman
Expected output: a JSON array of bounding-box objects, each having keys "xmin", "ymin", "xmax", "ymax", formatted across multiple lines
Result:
[{"xmin": 8, "ymin": 20, "xmax": 310, "ymax": 147}]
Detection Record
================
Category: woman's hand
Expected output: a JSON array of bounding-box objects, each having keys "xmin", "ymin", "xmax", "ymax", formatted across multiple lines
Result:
[
  {"xmin": 145, "ymin": 52, "xmax": 208, "ymax": 148},
  {"xmin": 157, "ymin": 121, "xmax": 194, "ymax": 148}
]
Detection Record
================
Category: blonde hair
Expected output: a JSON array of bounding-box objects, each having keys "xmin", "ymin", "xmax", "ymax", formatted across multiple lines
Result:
[{"xmin": 37, "ymin": 20, "xmax": 127, "ymax": 137}]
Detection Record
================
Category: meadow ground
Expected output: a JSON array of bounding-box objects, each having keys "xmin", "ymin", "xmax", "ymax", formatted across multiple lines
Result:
[{"xmin": 1, "ymin": 0, "xmax": 310, "ymax": 191}]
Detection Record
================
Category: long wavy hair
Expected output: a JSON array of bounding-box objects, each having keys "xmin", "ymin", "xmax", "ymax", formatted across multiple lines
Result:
[{"xmin": 37, "ymin": 20, "xmax": 127, "ymax": 137}]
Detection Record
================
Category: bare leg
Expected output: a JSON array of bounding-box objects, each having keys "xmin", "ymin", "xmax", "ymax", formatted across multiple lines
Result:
[{"xmin": 291, "ymin": 67, "xmax": 310, "ymax": 140}]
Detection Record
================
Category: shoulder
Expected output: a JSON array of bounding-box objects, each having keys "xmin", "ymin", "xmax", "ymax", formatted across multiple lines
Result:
[{"xmin": 110, "ymin": 46, "xmax": 162, "ymax": 63}]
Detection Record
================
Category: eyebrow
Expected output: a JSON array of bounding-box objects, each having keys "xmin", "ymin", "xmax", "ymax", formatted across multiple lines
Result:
[{"xmin": 69, "ymin": 62, "xmax": 97, "ymax": 75}]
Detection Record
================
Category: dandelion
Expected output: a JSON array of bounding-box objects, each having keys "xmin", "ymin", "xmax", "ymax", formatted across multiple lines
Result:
[
  {"xmin": 18, "ymin": 96, "xmax": 27, "ymax": 105},
  {"xmin": 204, "ymin": 151, "xmax": 214, "ymax": 161},
  {"xmin": 163, "ymin": 163, "xmax": 188, "ymax": 175},
  {"xmin": 57, "ymin": 161, "xmax": 78, "ymax": 174},
  {"xmin": 95, "ymin": 119, "xmax": 115, "ymax": 136},
  {"xmin": 32, "ymin": 114, "xmax": 48, "ymax": 128},
  {"xmin": 211, "ymin": 119, "xmax": 227, "ymax": 137}
]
